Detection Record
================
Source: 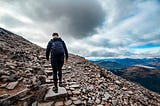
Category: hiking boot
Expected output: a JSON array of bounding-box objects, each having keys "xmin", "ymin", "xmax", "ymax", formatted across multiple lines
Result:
[
  {"xmin": 59, "ymin": 82, "xmax": 63, "ymax": 87},
  {"xmin": 52, "ymin": 87, "xmax": 58, "ymax": 93}
]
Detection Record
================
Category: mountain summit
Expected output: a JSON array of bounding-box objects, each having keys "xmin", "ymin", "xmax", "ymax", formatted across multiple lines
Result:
[{"xmin": 0, "ymin": 27, "xmax": 160, "ymax": 106}]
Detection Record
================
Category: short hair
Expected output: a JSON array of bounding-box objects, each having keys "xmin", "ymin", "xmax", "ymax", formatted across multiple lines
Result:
[{"xmin": 52, "ymin": 33, "xmax": 59, "ymax": 36}]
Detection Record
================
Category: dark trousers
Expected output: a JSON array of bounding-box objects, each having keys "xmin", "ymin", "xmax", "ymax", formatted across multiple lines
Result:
[{"xmin": 51, "ymin": 54, "xmax": 64, "ymax": 88}]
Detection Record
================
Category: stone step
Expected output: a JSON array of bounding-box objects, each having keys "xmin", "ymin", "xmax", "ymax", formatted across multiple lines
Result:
[
  {"xmin": 19, "ymin": 94, "xmax": 36, "ymax": 106},
  {"xmin": 45, "ymin": 69, "xmax": 70, "ymax": 76},
  {"xmin": 46, "ymin": 67, "xmax": 53, "ymax": 70},
  {"xmin": 0, "ymin": 93, "xmax": 10, "ymax": 99},
  {"xmin": 46, "ymin": 79, "xmax": 54, "ymax": 84},
  {"xmin": 43, "ymin": 64, "xmax": 52, "ymax": 68},
  {"xmin": 44, "ymin": 86, "xmax": 67, "ymax": 101},
  {"xmin": 47, "ymin": 76, "xmax": 53, "ymax": 80},
  {"xmin": 0, "ymin": 88, "xmax": 29, "ymax": 106}
]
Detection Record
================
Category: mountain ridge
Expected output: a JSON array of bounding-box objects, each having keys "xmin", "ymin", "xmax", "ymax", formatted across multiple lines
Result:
[
  {"xmin": 89, "ymin": 58, "xmax": 160, "ymax": 69},
  {"xmin": 89, "ymin": 59, "xmax": 160, "ymax": 94},
  {"xmin": 0, "ymin": 27, "xmax": 160, "ymax": 106}
]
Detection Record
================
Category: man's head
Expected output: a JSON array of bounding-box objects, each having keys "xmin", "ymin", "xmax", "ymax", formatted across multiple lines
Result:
[{"xmin": 52, "ymin": 33, "xmax": 59, "ymax": 37}]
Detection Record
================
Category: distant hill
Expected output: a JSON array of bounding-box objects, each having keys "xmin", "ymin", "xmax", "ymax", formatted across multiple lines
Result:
[
  {"xmin": 112, "ymin": 66, "xmax": 160, "ymax": 93},
  {"xmin": 110, "ymin": 58, "xmax": 160, "ymax": 69},
  {"xmin": 89, "ymin": 58, "xmax": 160, "ymax": 69},
  {"xmin": 91, "ymin": 60, "xmax": 127, "ymax": 70},
  {"xmin": 89, "ymin": 58, "xmax": 160, "ymax": 93}
]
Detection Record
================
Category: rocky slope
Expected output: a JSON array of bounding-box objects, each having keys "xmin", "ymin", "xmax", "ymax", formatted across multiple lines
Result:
[
  {"xmin": 0, "ymin": 27, "xmax": 160, "ymax": 106},
  {"xmin": 111, "ymin": 66, "xmax": 160, "ymax": 94}
]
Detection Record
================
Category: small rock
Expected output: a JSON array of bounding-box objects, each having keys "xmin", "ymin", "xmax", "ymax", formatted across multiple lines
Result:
[
  {"xmin": 65, "ymin": 86, "xmax": 70, "ymax": 90},
  {"xmin": 87, "ymin": 98, "xmax": 93, "ymax": 105},
  {"xmin": 0, "ymin": 83, "xmax": 8, "ymax": 88},
  {"xmin": 95, "ymin": 98, "xmax": 101, "ymax": 104},
  {"xmin": 68, "ymin": 66, "xmax": 72, "ymax": 70},
  {"xmin": 102, "ymin": 92, "xmax": 110, "ymax": 101},
  {"xmin": 115, "ymin": 80, "xmax": 121, "ymax": 85},
  {"xmin": 73, "ymin": 100, "xmax": 82, "ymax": 105},
  {"xmin": 5, "ymin": 62, "xmax": 17, "ymax": 67},
  {"xmin": 37, "ymin": 84, "xmax": 48, "ymax": 102},
  {"xmin": 32, "ymin": 101, "xmax": 37, "ymax": 106},
  {"xmin": 0, "ymin": 93, "xmax": 10, "ymax": 99},
  {"xmin": 6, "ymin": 81, "xmax": 19, "ymax": 90},
  {"xmin": 126, "ymin": 90, "xmax": 133, "ymax": 95},
  {"xmin": 45, "ymin": 70, "xmax": 53, "ymax": 76},
  {"xmin": 54, "ymin": 101, "xmax": 64, "ymax": 106},
  {"xmin": 122, "ymin": 87, "xmax": 127, "ymax": 91},
  {"xmin": 70, "ymin": 87, "xmax": 75, "ymax": 91},
  {"xmin": 72, "ymin": 90, "xmax": 81, "ymax": 95},
  {"xmin": 82, "ymin": 95, "xmax": 88, "ymax": 100},
  {"xmin": 65, "ymin": 100, "xmax": 72, "ymax": 106},
  {"xmin": 38, "ymin": 75, "xmax": 47, "ymax": 84},
  {"xmin": 38, "ymin": 101, "xmax": 54, "ymax": 106},
  {"xmin": 86, "ymin": 85, "xmax": 94, "ymax": 91},
  {"xmin": 112, "ymin": 100, "xmax": 118, "ymax": 106},
  {"xmin": 69, "ymin": 84, "xmax": 80, "ymax": 88},
  {"xmin": 67, "ymin": 90, "xmax": 73, "ymax": 96},
  {"xmin": 71, "ymin": 97, "xmax": 78, "ymax": 101}
]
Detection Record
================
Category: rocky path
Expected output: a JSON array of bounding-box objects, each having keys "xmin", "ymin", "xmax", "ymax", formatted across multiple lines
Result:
[{"xmin": 1, "ymin": 52, "xmax": 160, "ymax": 106}]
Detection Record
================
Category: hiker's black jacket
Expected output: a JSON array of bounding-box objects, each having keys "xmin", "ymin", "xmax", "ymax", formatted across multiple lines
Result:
[{"xmin": 46, "ymin": 38, "xmax": 68, "ymax": 60}]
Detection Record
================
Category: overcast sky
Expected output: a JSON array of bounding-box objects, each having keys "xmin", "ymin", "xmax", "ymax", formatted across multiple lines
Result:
[{"xmin": 0, "ymin": 0, "xmax": 160, "ymax": 58}]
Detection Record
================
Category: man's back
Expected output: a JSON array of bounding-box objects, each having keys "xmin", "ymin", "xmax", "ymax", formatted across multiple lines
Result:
[
  {"xmin": 46, "ymin": 33, "xmax": 68, "ymax": 93},
  {"xmin": 46, "ymin": 37, "xmax": 68, "ymax": 61}
]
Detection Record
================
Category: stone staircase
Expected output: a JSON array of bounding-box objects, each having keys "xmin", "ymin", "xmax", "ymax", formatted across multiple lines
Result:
[{"xmin": 0, "ymin": 54, "xmax": 84, "ymax": 106}]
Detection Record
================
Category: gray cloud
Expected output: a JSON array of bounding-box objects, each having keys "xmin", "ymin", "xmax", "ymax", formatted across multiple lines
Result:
[
  {"xmin": 1, "ymin": 0, "xmax": 105, "ymax": 38},
  {"xmin": 90, "ymin": 50, "xmax": 118, "ymax": 57},
  {"xmin": 0, "ymin": 16, "xmax": 24, "ymax": 28},
  {"xmin": 0, "ymin": 0, "xmax": 160, "ymax": 58}
]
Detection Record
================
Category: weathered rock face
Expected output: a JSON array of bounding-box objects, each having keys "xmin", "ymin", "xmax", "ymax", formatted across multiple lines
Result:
[{"xmin": 0, "ymin": 27, "xmax": 160, "ymax": 106}]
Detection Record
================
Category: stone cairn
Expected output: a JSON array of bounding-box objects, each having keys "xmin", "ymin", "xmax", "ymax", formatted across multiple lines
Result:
[{"xmin": 0, "ymin": 27, "xmax": 160, "ymax": 106}]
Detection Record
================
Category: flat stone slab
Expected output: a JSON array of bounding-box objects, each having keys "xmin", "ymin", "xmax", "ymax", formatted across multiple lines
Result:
[
  {"xmin": 44, "ymin": 86, "xmax": 67, "ymax": 101},
  {"xmin": 6, "ymin": 81, "xmax": 19, "ymax": 90}
]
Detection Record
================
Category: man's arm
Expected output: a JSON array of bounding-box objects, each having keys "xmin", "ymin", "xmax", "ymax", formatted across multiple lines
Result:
[
  {"xmin": 46, "ymin": 40, "xmax": 52, "ymax": 61},
  {"xmin": 62, "ymin": 41, "xmax": 68, "ymax": 60}
]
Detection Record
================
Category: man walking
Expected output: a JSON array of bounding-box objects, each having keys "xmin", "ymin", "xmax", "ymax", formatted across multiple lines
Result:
[{"xmin": 46, "ymin": 33, "xmax": 68, "ymax": 93}]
